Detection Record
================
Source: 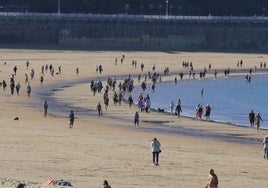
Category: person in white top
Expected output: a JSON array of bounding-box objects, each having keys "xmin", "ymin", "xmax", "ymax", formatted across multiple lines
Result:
[
  {"xmin": 205, "ymin": 169, "xmax": 218, "ymax": 188},
  {"xmin": 263, "ymin": 136, "xmax": 268, "ymax": 160},
  {"xmin": 170, "ymin": 100, "xmax": 174, "ymax": 113}
]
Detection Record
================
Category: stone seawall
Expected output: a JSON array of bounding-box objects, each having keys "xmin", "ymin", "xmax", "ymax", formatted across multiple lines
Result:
[{"xmin": 0, "ymin": 16, "xmax": 267, "ymax": 51}]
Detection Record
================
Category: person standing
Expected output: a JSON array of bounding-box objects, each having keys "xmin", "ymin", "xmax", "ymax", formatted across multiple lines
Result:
[
  {"xmin": 205, "ymin": 169, "xmax": 218, "ymax": 188},
  {"xmin": 255, "ymin": 113, "xmax": 263, "ymax": 131},
  {"xmin": 170, "ymin": 100, "xmax": 174, "ymax": 113},
  {"xmin": 44, "ymin": 101, "xmax": 48, "ymax": 117},
  {"xmin": 13, "ymin": 65, "xmax": 17, "ymax": 75},
  {"xmin": 201, "ymin": 88, "xmax": 204, "ymax": 98},
  {"xmin": 197, "ymin": 105, "xmax": 203, "ymax": 120},
  {"xmin": 26, "ymin": 60, "xmax": 30, "ymax": 69},
  {"xmin": 76, "ymin": 68, "xmax": 79, "ymax": 76},
  {"xmin": 205, "ymin": 104, "xmax": 211, "ymax": 121},
  {"xmin": 175, "ymin": 101, "xmax": 182, "ymax": 119},
  {"xmin": 134, "ymin": 111, "xmax": 139, "ymax": 128},
  {"xmin": 151, "ymin": 138, "xmax": 161, "ymax": 166},
  {"xmin": 248, "ymin": 110, "xmax": 255, "ymax": 128},
  {"xmin": 141, "ymin": 63, "xmax": 144, "ymax": 71},
  {"xmin": 263, "ymin": 136, "xmax": 268, "ymax": 160},
  {"xmin": 69, "ymin": 110, "xmax": 74, "ymax": 129}
]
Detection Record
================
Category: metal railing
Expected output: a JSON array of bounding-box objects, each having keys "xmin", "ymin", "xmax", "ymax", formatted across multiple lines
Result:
[{"xmin": 0, "ymin": 12, "xmax": 267, "ymax": 23}]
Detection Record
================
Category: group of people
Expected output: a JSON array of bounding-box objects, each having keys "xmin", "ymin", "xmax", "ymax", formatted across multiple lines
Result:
[
  {"xmin": 248, "ymin": 110, "xmax": 263, "ymax": 131},
  {"xmin": 170, "ymin": 96, "xmax": 212, "ymax": 121},
  {"xmin": 4, "ymin": 70, "xmax": 31, "ymax": 97},
  {"xmin": 137, "ymin": 93, "xmax": 151, "ymax": 113},
  {"xmin": 2, "ymin": 60, "xmax": 67, "ymax": 99},
  {"xmin": 196, "ymin": 104, "xmax": 211, "ymax": 121},
  {"xmin": 34, "ymin": 55, "xmax": 265, "ymax": 188}
]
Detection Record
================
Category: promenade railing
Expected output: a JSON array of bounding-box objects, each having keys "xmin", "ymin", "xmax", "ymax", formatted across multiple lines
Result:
[{"xmin": 0, "ymin": 12, "xmax": 267, "ymax": 23}]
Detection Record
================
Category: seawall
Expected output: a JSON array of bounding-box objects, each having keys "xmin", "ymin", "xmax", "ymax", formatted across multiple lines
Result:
[{"xmin": 0, "ymin": 13, "xmax": 267, "ymax": 51}]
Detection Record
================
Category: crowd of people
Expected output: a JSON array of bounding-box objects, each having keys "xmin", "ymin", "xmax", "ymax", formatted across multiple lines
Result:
[
  {"xmin": 3, "ymin": 54, "xmax": 268, "ymax": 188},
  {"xmin": 3, "ymin": 55, "xmax": 265, "ymax": 132}
]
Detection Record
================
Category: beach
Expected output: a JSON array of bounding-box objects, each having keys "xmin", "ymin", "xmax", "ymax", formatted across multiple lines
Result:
[{"xmin": 0, "ymin": 49, "xmax": 268, "ymax": 188}]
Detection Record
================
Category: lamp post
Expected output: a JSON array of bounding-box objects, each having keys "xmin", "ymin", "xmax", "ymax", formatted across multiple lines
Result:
[
  {"xmin": 165, "ymin": 0, "xmax": 168, "ymax": 19},
  {"xmin": 58, "ymin": 0, "xmax": 61, "ymax": 17}
]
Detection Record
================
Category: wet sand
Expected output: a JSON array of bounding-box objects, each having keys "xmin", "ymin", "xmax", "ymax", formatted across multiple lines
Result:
[{"xmin": 0, "ymin": 49, "xmax": 268, "ymax": 187}]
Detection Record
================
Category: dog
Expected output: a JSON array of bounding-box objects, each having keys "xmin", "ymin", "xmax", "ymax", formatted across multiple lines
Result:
[
  {"xmin": 14, "ymin": 117, "xmax": 19, "ymax": 120},
  {"xmin": 157, "ymin": 108, "xmax": 165, "ymax": 113}
]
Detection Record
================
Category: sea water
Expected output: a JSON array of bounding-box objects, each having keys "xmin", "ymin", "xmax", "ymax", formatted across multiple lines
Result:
[
  {"xmin": 132, "ymin": 74, "xmax": 268, "ymax": 129},
  {"xmin": 34, "ymin": 74, "xmax": 268, "ymax": 130}
]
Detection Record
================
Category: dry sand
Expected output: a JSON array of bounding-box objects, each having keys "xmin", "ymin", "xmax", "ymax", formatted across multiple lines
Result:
[{"xmin": 0, "ymin": 49, "xmax": 268, "ymax": 188}]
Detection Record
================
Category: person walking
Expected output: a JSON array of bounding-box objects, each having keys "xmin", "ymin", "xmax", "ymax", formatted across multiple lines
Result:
[
  {"xmin": 205, "ymin": 104, "xmax": 211, "ymax": 121},
  {"xmin": 26, "ymin": 84, "xmax": 31, "ymax": 97},
  {"xmin": 44, "ymin": 101, "xmax": 48, "ymax": 117},
  {"xmin": 40, "ymin": 75, "xmax": 44, "ymax": 86},
  {"xmin": 69, "ymin": 110, "xmax": 75, "ymax": 129},
  {"xmin": 96, "ymin": 102, "xmax": 102, "ymax": 117},
  {"xmin": 134, "ymin": 111, "xmax": 139, "ymax": 128},
  {"xmin": 263, "ymin": 136, "xmax": 268, "ymax": 160},
  {"xmin": 128, "ymin": 94, "xmax": 133, "ymax": 108},
  {"xmin": 2, "ymin": 80, "xmax": 7, "ymax": 91},
  {"xmin": 15, "ymin": 82, "xmax": 21, "ymax": 95},
  {"xmin": 249, "ymin": 110, "xmax": 255, "ymax": 128},
  {"xmin": 255, "ymin": 113, "xmax": 263, "ymax": 131},
  {"xmin": 151, "ymin": 138, "xmax": 161, "ymax": 166},
  {"xmin": 10, "ymin": 81, "xmax": 15, "ymax": 95},
  {"xmin": 205, "ymin": 169, "xmax": 218, "ymax": 188}
]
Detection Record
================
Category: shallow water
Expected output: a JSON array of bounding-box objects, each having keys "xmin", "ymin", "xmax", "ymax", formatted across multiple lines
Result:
[
  {"xmin": 33, "ymin": 79, "xmax": 93, "ymax": 117},
  {"xmin": 132, "ymin": 74, "xmax": 268, "ymax": 129},
  {"xmin": 31, "ymin": 74, "xmax": 268, "ymax": 144}
]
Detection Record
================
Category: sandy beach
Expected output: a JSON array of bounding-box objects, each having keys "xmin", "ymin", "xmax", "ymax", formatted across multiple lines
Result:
[{"xmin": 1, "ymin": 49, "xmax": 268, "ymax": 188}]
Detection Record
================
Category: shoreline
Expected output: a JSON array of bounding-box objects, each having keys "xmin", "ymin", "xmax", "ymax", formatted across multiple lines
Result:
[
  {"xmin": 32, "ymin": 69, "xmax": 268, "ymax": 146},
  {"xmin": 1, "ymin": 50, "xmax": 268, "ymax": 187}
]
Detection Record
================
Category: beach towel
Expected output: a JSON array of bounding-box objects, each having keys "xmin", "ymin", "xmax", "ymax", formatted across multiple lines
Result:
[{"xmin": 45, "ymin": 179, "xmax": 54, "ymax": 185}]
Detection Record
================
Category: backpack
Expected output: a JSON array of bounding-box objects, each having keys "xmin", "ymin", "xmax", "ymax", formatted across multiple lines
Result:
[{"xmin": 57, "ymin": 180, "xmax": 72, "ymax": 186}]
